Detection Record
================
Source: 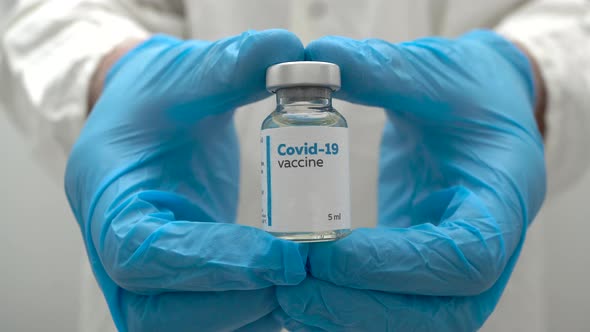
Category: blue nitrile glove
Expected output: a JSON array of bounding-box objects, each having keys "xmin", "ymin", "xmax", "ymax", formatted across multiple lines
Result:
[
  {"xmin": 277, "ymin": 30, "xmax": 546, "ymax": 331},
  {"xmin": 65, "ymin": 30, "xmax": 309, "ymax": 332}
]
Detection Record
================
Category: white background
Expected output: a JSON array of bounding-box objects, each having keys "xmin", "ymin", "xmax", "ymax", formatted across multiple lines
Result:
[{"xmin": 0, "ymin": 109, "xmax": 82, "ymax": 332}]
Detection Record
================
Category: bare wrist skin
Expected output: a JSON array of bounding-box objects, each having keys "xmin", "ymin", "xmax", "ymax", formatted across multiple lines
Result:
[
  {"xmin": 512, "ymin": 41, "xmax": 548, "ymax": 139},
  {"xmin": 88, "ymin": 38, "xmax": 145, "ymax": 112}
]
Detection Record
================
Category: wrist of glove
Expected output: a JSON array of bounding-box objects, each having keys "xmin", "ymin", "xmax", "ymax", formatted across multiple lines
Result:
[
  {"xmin": 511, "ymin": 40, "xmax": 548, "ymax": 138},
  {"xmin": 88, "ymin": 38, "xmax": 145, "ymax": 112}
]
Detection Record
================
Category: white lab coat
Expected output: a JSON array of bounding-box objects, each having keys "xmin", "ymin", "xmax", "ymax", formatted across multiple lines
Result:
[{"xmin": 1, "ymin": 1, "xmax": 590, "ymax": 331}]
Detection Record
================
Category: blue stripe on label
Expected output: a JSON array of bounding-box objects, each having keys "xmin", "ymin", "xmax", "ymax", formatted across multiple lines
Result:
[{"xmin": 266, "ymin": 135, "xmax": 272, "ymax": 227}]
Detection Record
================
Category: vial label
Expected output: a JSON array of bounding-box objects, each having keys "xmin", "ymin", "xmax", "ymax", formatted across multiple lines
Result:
[{"xmin": 260, "ymin": 126, "xmax": 351, "ymax": 233}]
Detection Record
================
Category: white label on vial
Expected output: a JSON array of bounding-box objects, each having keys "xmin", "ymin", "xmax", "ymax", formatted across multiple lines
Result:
[{"xmin": 261, "ymin": 126, "xmax": 351, "ymax": 233}]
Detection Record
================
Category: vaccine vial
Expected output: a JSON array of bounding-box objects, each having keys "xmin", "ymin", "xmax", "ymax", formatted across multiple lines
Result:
[{"xmin": 261, "ymin": 61, "xmax": 351, "ymax": 242}]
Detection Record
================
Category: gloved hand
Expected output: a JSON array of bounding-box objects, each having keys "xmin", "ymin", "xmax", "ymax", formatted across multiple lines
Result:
[
  {"xmin": 277, "ymin": 30, "xmax": 546, "ymax": 331},
  {"xmin": 65, "ymin": 30, "xmax": 309, "ymax": 331}
]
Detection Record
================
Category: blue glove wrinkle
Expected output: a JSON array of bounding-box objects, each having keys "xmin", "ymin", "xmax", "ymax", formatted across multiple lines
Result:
[
  {"xmin": 234, "ymin": 310, "xmax": 284, "ymax": 332},
  {"xmin": 121, "ymin": 287, "xmax": 279, "ymax": 332},
  {"xmin": 97, "ymin": 189, "xmax": 308, "ymax": 294},
  {"xmin": 278, "ymin": 275, "xmax": 506, "ymax": 332},
  {"xmin": 270, "ymin": 308, "xmax": 327, "ymax": 332},
  {"xmin": 308, "ymin": 226, "xmax": 503, "ymax": 296},
  {"xmin": 308, "ymin": 185, "xmax": 509, "ymax": 296}
]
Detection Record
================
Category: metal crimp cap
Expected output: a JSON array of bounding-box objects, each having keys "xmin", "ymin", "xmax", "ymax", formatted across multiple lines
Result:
[{"xmin": 266, "ymin": 61, "xmax": 341, "ymax": 93}]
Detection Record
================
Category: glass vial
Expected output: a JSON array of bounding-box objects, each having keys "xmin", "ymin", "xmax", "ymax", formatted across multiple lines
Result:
[{"xmin": 260, "ymin": 61, "xmax": 351, "ymax": 242}]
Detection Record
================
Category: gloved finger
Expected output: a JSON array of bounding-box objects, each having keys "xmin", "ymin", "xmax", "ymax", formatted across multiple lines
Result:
[
  {"xmin": 103, "ymin": 29, "xmax": 304, "ymax": 123},
  {"xmin": 307, "ymin": 187, "xmax": 519, "ymax": 296},
  {"xmin": 276, "ymin": 274, "xmax": 509, "ymax": 332},
  {"xmin": 305, "ymin": 34, "xmax": 435, "ymax": 112},
  {"xmin": 119, "ymin": 287, "xmax": 278, "ymax": 332},
  {"xmin": 91, "ymin": 190, "xmax": 308, "ymax": 294},
  {"xmin": 304, "ymin": 33, "xmax": 534, "ymax": 122}
]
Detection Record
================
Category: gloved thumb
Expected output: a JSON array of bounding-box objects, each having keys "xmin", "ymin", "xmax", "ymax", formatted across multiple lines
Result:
[
  {"xmin": 304, "ymin": 33, "xmax": 533, "ymax": 120},
  {"xmin": 102, "ymin": 29, "xmax": 305, "ymax": 123},
  {"xmin": 304, "ymin": 35, "xmax": 421, "ymax": 111}
]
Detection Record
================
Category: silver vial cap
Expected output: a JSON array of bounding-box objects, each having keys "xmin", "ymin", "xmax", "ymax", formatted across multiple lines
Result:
[{"xmin": 266, "ymin": 61, "xmax": 341, "ymax": 93}]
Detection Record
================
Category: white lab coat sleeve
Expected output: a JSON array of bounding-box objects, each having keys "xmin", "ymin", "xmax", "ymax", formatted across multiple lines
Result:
[
  {"xmin": 0, "ymin": 0, "xmax": 152, "ymax": 177},
  {"xmin": 496, "ymin": 0, "xmax": 590, "ymax": 195}
]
